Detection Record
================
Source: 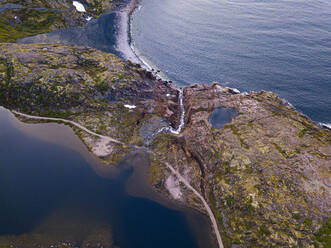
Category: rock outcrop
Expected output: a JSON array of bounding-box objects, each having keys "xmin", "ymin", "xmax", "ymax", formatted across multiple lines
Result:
[
  {"xmin": 151, "ymin": 83, "xmax": 331, "ymax": 247},
  {"xmin": 0, "ymin": 1, "xmax": 330, "ymax": 246},
  {"xmin": 0, "ymin": 43, "xmax": 180, "ymax": 164}
]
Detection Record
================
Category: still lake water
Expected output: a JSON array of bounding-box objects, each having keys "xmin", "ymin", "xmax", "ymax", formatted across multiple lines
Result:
[
  {"xmin": 0, "ymin": 108, "xmax": 214, "ymax": 247},
  {"xmin": 131, "ymin": 0, "xmax": 331, "ymax": 124},
  {"xmin": 210, "ymin": 107, "xmax": 238, "ymax": 130}
]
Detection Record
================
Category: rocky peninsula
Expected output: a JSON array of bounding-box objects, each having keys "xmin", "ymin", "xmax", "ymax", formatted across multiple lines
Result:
[{"xmin": 0, "ymin": 1, "xmax": 330, "ymax": 248}]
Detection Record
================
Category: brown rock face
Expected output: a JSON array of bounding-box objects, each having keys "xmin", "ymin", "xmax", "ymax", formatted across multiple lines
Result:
[
  {"xmin": 0, "ymin": 43, "xmax": 183, "ymax": 165},
  {"xmin": 151, "ymin": 82, "xmax": 331, "ymax": 247}
]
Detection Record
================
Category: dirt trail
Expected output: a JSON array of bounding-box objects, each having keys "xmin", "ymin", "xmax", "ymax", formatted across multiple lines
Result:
[{"xmin": 12, "ymin": 110, "xmax": 224, "ymax": 248}]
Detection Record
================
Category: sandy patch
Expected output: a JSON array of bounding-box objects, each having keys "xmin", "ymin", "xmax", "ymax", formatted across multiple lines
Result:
[
  {"xmin": 165, "ymin": 175, "xmax": 182, "ymax": 200},
  {"xmin": 84, "ymin": 137, "xmax": 113, "ymax": 157}
]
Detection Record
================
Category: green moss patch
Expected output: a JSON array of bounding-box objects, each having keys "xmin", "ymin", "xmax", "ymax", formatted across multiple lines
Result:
[{"xmin": 0, "ymin": 8, "xmax": 66, "ymax": 42}]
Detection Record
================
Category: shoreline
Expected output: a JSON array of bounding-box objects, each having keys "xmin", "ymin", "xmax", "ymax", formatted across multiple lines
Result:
[
  {"xmin": 1, "ymin": 1, "xmax": 330, "ymax": 248},
  {"xmin": 121, "ymin": 2, "xmax": 331, "ymax": 132},
  {"xmin": 122, "ymin": 0, "xmax": 169, "ymax": 81},
  {"xmin": 122, "ymin": 0, "xmax": 186, "ymax": 133},
  {"xmin": 0, "ymin": 106, "xmax": 215, "ymax": 248},
  {"xmin": 10, "ymin": 108, "xmax": 223, "ymax": 248}
]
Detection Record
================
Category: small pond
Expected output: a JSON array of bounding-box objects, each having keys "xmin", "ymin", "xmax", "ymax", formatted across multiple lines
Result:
[{"xmin": 209, "ymin": 107, "xmax": 238, "ymax": 129}]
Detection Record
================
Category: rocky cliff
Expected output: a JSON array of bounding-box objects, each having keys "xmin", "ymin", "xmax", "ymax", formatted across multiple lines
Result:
[{"xmin": 1, "ymin": 43, "xmax": 330, "ymax": 247}]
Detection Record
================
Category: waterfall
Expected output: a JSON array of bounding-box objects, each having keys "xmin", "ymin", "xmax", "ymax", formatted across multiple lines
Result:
[
  {"xmin": 169, "ymin": 88, "xmax": 185, "ymax": 134},
  {"xmin": 124, "ymin": 1, "xmax": 185, "ymax": 135},
  {"xmin": 154, "ymin": 88, "xmax": 185, "ymax": 136}
]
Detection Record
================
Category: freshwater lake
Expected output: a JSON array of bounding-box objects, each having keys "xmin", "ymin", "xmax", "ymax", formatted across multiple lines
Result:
[
  {"xmin": 0, "ymin": 108, "xmax": 215, "ymax": 247},
  {"xmin": 2, "ymin": 0, "xmax": 330, "ymax": 246}
]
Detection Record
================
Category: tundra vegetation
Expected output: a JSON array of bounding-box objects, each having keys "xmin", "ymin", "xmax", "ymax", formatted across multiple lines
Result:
[
  {"xmin": 0, "ymin": 0, "xmax": 122, "ymax": 42},
  {"xmin": 0, "ymin": 1, "xmax": 330, "ymax": 247}
]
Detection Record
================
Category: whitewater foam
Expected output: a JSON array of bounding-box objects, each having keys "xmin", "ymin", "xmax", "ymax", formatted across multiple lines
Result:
[
  {"xmin": 319, "ymin": 123, "xmax": 331, "ymax": 130},
  {"xmin": 115, "ymin": 1, "xmax": 185, "ymax": 135}
]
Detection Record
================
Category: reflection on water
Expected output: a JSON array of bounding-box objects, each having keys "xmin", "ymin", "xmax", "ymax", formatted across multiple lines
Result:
[
  {"xmin": 0, "ymin": 108, "xmax": 214, "ymax": 248},
  {"xmin": 18, "ymin": 13, "xmax": 121, "ymax": 57}
]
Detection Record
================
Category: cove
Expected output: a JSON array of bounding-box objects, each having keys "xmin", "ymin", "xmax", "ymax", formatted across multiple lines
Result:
[{"xmin": 0, "ymin": 108, "xmax": 215, "ymax": 248}]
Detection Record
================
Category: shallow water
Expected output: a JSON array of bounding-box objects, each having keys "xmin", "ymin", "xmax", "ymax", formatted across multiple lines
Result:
[
  {"xmin": 18, "ymin": 12, "xmax": 122, "ymax": 57},
  {"xmin": 131, "ymin": 0, "xmax": 331, "ymax": 124},
  {"xmin": 0, "ymin": 108, "xmax": 215, "ymax": 248}
]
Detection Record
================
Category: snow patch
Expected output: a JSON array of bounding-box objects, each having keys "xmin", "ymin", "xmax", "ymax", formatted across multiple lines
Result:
[
  {"xmin": 86, "ymin": 16, "xmax": 92, "ymax": 21},
  {"xmin": 73, "ymin": 1, "xmax": 86, "ymax": 12},
  {"xmin": 124, "ymin": 104, "xmax": 136, "ymax": 109},
  {"xmin": 165, "ymin": 175, "xmax": 182, "ymax": 200}
]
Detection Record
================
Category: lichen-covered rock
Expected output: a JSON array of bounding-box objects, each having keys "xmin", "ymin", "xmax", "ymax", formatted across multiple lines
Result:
[
  {"xmin": 0, "ymin": 43, "xmax": 179, "ymax": 165},
  {"xmin": 0, "ymin": 44, "xmax": 330, "ymax": 247},
  {"xmin": 152, "ymin": 83, "xmax": 331, "ymax": 247}
]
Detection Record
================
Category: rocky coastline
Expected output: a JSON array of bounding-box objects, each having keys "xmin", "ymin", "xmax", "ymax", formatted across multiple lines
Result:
[{"xmin": 0, "ymin": 1, "xmax": 330, "ymax": 248}]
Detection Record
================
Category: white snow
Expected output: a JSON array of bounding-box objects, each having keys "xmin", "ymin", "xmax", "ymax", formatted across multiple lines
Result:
[
  {"xmin": 124, "ymin": 104, "xmax": 136, "ymax": 109},
  {"xmin": 166, "ymin": 93, "xmax": 170, "ymax": 97},
  {"xmin": 86, "ymin": 16, "xmax": 92, "ymax": 21},
  {"xmin": 72, "ymin": 1, "xmax": 86, "ymax": 12}
]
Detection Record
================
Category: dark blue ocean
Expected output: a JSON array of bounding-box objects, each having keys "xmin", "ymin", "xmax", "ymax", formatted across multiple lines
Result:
[{"xmin": 131, "ymin": 0, "xmax": 331, "ymax": 124}]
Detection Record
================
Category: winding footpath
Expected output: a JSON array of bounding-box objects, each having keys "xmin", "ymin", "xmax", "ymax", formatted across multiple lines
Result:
[
  {"xmin": 11, "ymin": 109, "xmax": 224, "ymax": 248},
  {"xmin": 151, "ymin": 153, "xmax": 224, "ymax": 248},
  {"xmin": 11, "ymin": 110, "xmax": 124, "ymax": 146}
]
